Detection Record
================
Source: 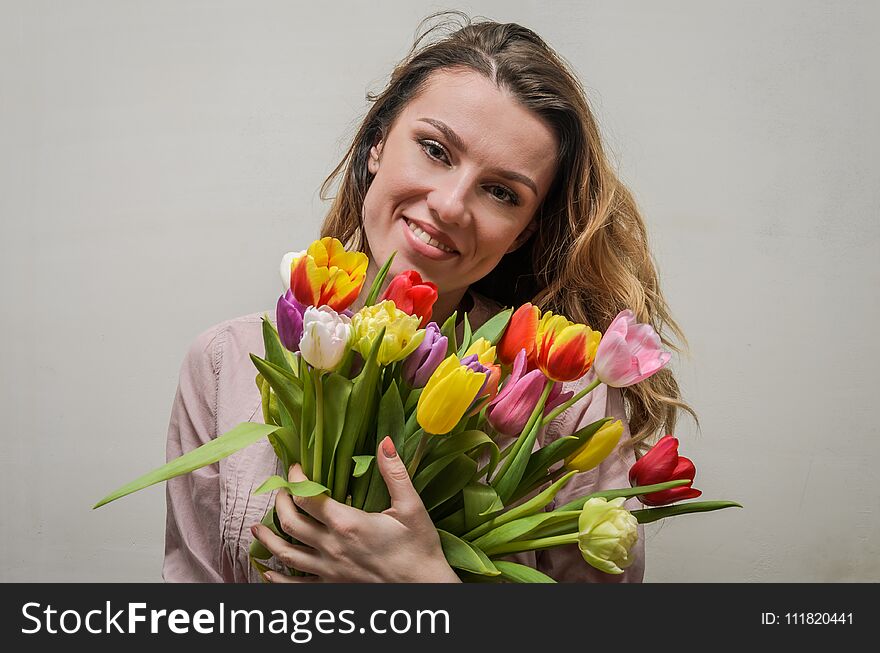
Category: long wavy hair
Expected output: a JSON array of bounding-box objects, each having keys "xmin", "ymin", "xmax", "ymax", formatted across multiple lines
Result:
[{"xmin": 319, "ymin": 11, "xmax": 696, "ymax": 451}]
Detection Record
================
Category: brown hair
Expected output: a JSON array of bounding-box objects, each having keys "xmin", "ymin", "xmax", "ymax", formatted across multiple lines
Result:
[{"xmin": 319, "ymin": 11, "xmax": 696, "ymax": 450}]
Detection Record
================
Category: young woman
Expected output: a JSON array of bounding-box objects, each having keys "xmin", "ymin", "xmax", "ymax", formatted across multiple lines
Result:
[{"xmin": 163, "ymin": 13, "xmax": 693, "ymax": 583}]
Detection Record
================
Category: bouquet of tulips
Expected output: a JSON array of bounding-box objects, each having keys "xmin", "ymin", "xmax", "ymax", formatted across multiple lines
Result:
[{"xmin": 95, "ymin": 237, "xmax": 739, "ymax": 582}]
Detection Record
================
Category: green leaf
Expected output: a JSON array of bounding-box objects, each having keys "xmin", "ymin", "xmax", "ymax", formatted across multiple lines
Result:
[
  {"xmin": 331, "ymin": 327, "xmax": 385, "ymax": 502},
  {"xmin": 633, "ymin": 500, "xmax": 743, "ymax": 524},
  {"xmin": 377, "ymin": 380, "xmax": 405, "ymax": 453},
  {"xmin": 456, "ymin": 313, "xmax": 473, "ymax": 357},
  {"xmin": 464, "ymin": 471, "xmax": 577, "ymax": 541},
  {"xmin": 493, "ymin": 560, "xmax": 557, "ymax": 584},
  {"xmin": 267, "ymin": 430, "xmax": 293, "ymax": 473},
  {"xmin": 463, "ymin": 483, "xmax": 504, "ymax": 532},
  {"xmin": 352, "ymin": 455, "xmax": 374, "ymax": 478},
  {"xmin": 403, "ymin": 387, "xmax": 422, "ymax": 414},
  {"xmin": 470, "ymin": 308, "xmax": 513, "ymax": 346},
  {"xmin": 321, "ymin": 373, "xmax": 354, "ymax": 486},
  {"xmin": 492, "ymin": 415, "xmax": 543, "ymax": 504},
  {"xmin": 519, "ymin": 418, "xmax": 612, "ymax": 491},
  {"xmin": 361, "ymin": 459, "xmax": 391, "ymax": 513},
  {"xmin": 554, "ymin": 479, "xmax": 695, "ymax": 513},
  {"xmin": 420, "ymin": 454, "xmax": 478, "ymax": 512},
  {"xmin": 249, "ymin": 355, "xmax": 303, "ymax": 428},
  {"xmin": 439, "ymin": 310, "xmax": 458, "ymax": 357},
  {"xmin": 437, "ymin": 530, "xmax": 500, "ymax": 576},
  {"xmin": 363, "ymin": 251, "xmax": 397, "ymax": 306},
  {"xmin": 434, "ymin": 507, "xmax": 466, "ymax": 534},
  {"xmin": 261, "ymin": 315, "xmax": 294, "ymax": 374},
  {"xmin": 473, "ymin": 511, "xmax": 580, "ymax": 555},
  {"xmin": 415, "ymin": 430, "xmax": 499, "ymax": 493},
  {"xmin": 94, "ymin": 422, "xmax": 282, "ymax": 508},
  {"xmin": 253, "ymin": 475, "xmax": 330, "ymax": 498},
  {"xmin": 249, "ymin": 506, "xmax": 281, "ymax": 560},
  {"xmin": 299, "ymin": 361, "xmax": 315, "ymax": 479}
]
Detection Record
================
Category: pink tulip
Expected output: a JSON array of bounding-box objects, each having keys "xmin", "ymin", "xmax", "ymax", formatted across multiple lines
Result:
[
  {"xmin": 486, "ymin": 350, "xmax": 572, "ymax": 436},
  {"xmin": 593, "ymin": 310, "xmax": 671, "ymax": 388}
]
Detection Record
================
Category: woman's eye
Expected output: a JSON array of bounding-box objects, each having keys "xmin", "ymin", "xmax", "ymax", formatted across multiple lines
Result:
[
  {"xmin": 419, "ymin": 139, "xmax": 449, "ymax": 163},
  {"xmin": 419, "ymin": 138, "xmax": 519, "ymax": 206},
  {"xmin": 489, "ymin": 186, "xmax": 519, "ymax": 206}
]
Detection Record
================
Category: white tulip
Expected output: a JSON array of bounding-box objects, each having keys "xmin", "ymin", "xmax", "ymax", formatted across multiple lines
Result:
[
  {"xmin": 299, "ymin": 306, "xmax": 351, "ymax": 371},
  {"xmin": 279, "ymin": 250, "xmax": 306, "ymax": 291}
]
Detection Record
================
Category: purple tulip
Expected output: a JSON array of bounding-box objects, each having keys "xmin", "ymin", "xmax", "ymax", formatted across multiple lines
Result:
[
  {"xmin": 276, "ymin": 289, "xmax": 306, "ymax": 352},
  {"xmin": 459, "ymin": 353, "xmax": 491, "ymax": 400},
  {"xmin": 486, "ymin": 350, "xmax": 573, "ymax": 436},
  {"xmin": 402, "ymin": 322, "xmax": 448, "ymax": 388}
]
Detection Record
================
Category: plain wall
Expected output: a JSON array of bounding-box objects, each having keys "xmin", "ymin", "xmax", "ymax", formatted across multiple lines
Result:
[{"xmin": 1, "ymin": 0, "xmax": 877, "ymax": 582}]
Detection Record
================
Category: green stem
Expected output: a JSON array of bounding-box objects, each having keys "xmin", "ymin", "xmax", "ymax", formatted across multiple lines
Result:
[
  {"xmin": 491, "ymin": 380, "xmax": 554, "ymax": 490},
  {"xmin": 541, "ymin": 377, "xmax": 602, "ymax": 426},
  {"xmin": 508, "ymin": 467, "xmax": 567, "ymax": 505},
  {"xmin": 406, "ymin": 432, "xmax": 431, "ymax": 477},
  {"xmin": 485, "ymin": 532, "xmax": 578, "ymax": 557},
  {"xmin": 312, "ymin": 373, "xmax": 324, "ymax": 486}
]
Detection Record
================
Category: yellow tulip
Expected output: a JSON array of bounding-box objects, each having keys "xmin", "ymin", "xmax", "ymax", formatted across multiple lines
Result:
[
  {"xmin": 350, "ymin": 300, "xmax": 425, "ymax": 366},
  {"xmin": 577, "ymin": 497, "xmax": 639, "ymax": 574},
  {"xmin": 417, "ymin": 355, "xmax": 487, "ymax": 435},
  {"xmin": 564, "ymin": 419, "xmax": 624, "ymax": 473},
  {"xmin": 463, "ymin": 337, "xmax": 497, "ymax": 365}
]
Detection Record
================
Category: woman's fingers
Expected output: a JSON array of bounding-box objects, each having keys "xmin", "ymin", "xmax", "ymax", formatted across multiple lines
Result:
[
  {"xmin": 288, "ymin": 463, "xmax": 347, "ymax": 528},
  {"xmin": 264, "ymin": 571, "xmax": 320, "ymax": 583},
  {"xmin": 251, "ymin": 524, "xmax": 324, "ymax": 576},
  {"xmin": 274, "ymin": 485, "xmax": 328, "ymax": 549}
]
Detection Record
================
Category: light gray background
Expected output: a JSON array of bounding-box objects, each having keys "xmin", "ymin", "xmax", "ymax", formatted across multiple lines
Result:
[{"xmin": 1, "ymin": 0, "xmax": 877, "ymax": 582}]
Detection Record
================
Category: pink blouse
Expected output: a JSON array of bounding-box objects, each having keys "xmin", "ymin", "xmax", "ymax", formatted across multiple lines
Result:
[{"xmin": 162, "ymin": 290, "xmax": 645, "ymax": 583}]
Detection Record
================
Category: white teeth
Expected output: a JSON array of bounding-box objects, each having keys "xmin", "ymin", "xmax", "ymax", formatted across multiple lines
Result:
[{"xmin": 406, "ymin": 220, "xmax": 455, "ymax": 253}]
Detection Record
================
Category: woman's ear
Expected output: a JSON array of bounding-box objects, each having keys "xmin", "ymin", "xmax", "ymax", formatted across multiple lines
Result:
[
  {"xmin": 506, "ymin": 219, "xmax": 538, "ymax": 254},
  {"xmin": 368, "ymin": 138, "xmax": 385, "ymax": 175}
]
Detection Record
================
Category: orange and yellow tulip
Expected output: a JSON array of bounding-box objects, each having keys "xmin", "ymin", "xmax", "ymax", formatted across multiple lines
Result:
[
  {"xmin": 534, "ymin": 311, "xmax": 602, "ymax": 382},
  {"xmin": 288, "ymin": 237, "xmax": 368, "ymax": 312}
]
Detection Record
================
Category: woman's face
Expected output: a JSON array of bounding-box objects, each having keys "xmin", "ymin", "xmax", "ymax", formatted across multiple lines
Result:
[{"xmin": 362, "ymin": 68, "xmax": 559, "ymax": 298}]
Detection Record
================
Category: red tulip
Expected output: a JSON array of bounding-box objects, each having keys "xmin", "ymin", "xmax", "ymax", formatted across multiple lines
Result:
[
  {"xmin": 380, "ymin": 270, "xmax": 438, "ymax": 328},
  {"xmin": 496, "ymin": 303, "xmax": 540, "ymax": 366},
  {"xmin": 628, "ymin": 435, "xmax": 702, "ymax": 506}
]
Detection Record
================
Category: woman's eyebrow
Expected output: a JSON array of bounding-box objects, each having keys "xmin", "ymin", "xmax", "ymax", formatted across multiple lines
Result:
[{"xmin": 417, "ymin": 117, "xmax": 538, "ymax": 197}]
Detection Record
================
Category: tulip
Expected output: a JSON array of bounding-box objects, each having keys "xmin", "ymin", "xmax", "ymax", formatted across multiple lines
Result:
[
  {"xmin": 298, "ymin": 306, "xmax": 351, "ymax": 371},
  {"xmin": 417, "ymin": 355, "xmax": 488, "ymax": 435},
  {"xmin": 593, "ymin": 309, "xmax": 671, "ymax": 388},
  {"xmin": 577, "ymin": 497, "xmax": 639, "ymax": 575},
  {"xmin": 463, "ymin": 337, "xmax": 497, "ymax": 365},
  {"xmin": 279, "ymin": 250, "xmax": 305, "ymax": 291},
  {"xmin": 496, "ymin": 303, "xmax": 540, "ymax": 366},
  {"xmin": 459, "ymin": 353, "xmax": 491, "ymax": 405},
  {"xmin": 486, "ymin": 350, "xmax": 573, "ymax": 436},
  {"xmin": 380, "ymin": 270, "xmax": 439, "ymax": 328},
  {"xmin": 564, "ymin": 419, "xmax": 625, "ymax": 473},
  {"xmin": 350, "ymin": 300, "xmax": 425, "ymax": 366},
  {"xmin": 287, "ymin": 237, "xmax": 368, "ymax": 312},
  {"xmin": 628, "ymin": 435, "xmax": 702, "ymax": 506},
  {"xmin": 275, "ymin": 289, "xmax": 306, "ymax": 352},
  {"xmin": 402, "ymin": 322, "xmax": 448, "ymax": 388},
  {"xmin": 534, "ymin": 311, "xmax": 602, "ymax": 383}
]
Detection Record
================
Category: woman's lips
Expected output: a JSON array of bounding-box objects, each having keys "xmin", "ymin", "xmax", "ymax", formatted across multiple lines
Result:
[{"xmin": 400, "ymin": 218, "xmax": 460, "ymax": 261}]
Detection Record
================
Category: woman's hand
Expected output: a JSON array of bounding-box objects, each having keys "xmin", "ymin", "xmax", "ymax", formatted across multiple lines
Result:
[{"xmin": 251, "ymin": 436, "xmax": 461, "ymax": 583}]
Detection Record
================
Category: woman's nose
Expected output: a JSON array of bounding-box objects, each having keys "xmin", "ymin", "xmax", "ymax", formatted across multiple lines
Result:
[{"xmin": 426, "ymin": 172, "xmax": 471, "ymax": 228}]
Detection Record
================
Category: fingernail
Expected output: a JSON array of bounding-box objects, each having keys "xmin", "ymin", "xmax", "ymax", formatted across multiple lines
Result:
[
  {"xmin": 263, "ymin": 571, "xmax": 273, "ymax": 583},
  {"xmin": 381, "ymin": 436, "xmax": 397, "ymax": 458},
  {"xmin": 250, "ymin": 524, "xmax": 259, "ymax": 537}
]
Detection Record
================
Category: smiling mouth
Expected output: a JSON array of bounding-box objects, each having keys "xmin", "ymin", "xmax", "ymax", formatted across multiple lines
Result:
[{"xmin": 404, "ymin": 218, "xmax": 458, "ymax": 254}]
